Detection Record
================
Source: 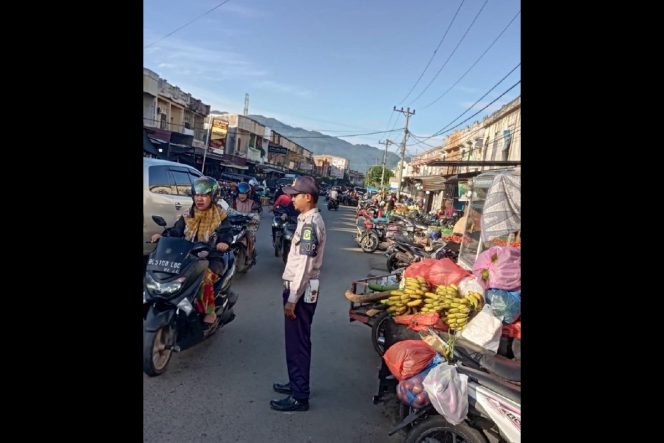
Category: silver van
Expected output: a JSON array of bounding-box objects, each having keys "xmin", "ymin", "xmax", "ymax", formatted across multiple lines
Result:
[{"xmin": 143, "ymin": 158, "xmax": 203, "ymax": 255}]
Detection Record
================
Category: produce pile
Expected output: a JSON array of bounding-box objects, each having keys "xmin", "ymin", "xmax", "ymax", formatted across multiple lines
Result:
[{"xmin": 381, "ymin": 277, "xmax": 484, "ymax": 331}]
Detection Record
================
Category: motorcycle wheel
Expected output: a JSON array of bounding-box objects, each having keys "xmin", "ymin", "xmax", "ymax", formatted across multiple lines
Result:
[
  {"xmin": 404, "ymin": 416, "xmax": 488, "ymax": 443},
  {"xmin": 274, "ymin": 238, "xmax": 281, "ymax": 257},
  {"xmin": 361, "ymin": 232, "xmax": 379, "ymax": 253},
  {"xmin": 235, "ymin": 247, "xmax": 247, "ymax": 274},
  {"xmin": 386, "ymin": 253, "xmax": 401, "ymax": 273},
  {"xmin": 143, "ymin": 325, "xmax": 175, "ymax": 377},
  {"xmin": 371, "ymin": 311, "xmax": 390, "ymax": 356}
]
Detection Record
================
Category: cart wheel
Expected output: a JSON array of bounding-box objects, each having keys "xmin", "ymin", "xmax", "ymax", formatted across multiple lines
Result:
[{"xmin": 371, "ymin": 311, "xmax": 391, "ymax": 356}]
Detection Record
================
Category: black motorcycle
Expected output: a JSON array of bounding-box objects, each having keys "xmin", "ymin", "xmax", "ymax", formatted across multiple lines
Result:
[
  {"xmin": 281, "ymin": 216, "xmax": 298, "ymax": 264},
  {"xmin": 384, "ymin": 236, "xmax": 458, "ymax": 272},
  {"xmin": 327, "ymin": 198, "xmax": 339, "ymax": 211},
  {"xmin": 228, "ymin": 214, "xmax": 258, "ymax": 274},
  {"xmin": 268, "ymin": 206, "xmax": 299, "ymax": 265},
  {"xmin": 143, "ymin": 216, "xmax": 238, "ymax": 377}
]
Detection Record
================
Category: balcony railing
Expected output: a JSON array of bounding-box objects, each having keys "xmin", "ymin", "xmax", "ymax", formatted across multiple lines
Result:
[{"xmin": 143, "ymin": 117, "xmax": 207, "ymax": 142}]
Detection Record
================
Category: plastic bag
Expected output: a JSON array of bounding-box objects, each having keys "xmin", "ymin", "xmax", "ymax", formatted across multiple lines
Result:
[
  {"xmin": 428, "ymin": 258, "xmax": 470, "ymax": 286},
  {"xmin": 383, "ymin": 340, "xmax": 435, "ymax": 381},
  {"xmin": 458, "ymin": 305, "xmax": 503, "ymax": 353},
  {"xmin": 486, "ymin": 289, "xmax": 521, "ymax": 324},
  {"xmin": 423, "ymin": 363, "xmax": 469, "ymax": 425},
  {"xmin": 472, "ymin": 246, "xmax": 521, "ymax": 290},
  {"xmin": 393, "ymin": 312, "xmax": 447, "ymax": 332},
  {"xmin": 396, "ymin": 366, "xmax": 433, "ymax": 408},
  {"xmin": 458, "ymin": 275, "xmax": 485, "ymax": 297},
  {"xmin": 403, "ymin": 259, "xmax": 435, "ymax": 279},
  {"xmin": 502, "ymin": 320, "xmax": 521, "ymax": 340}
]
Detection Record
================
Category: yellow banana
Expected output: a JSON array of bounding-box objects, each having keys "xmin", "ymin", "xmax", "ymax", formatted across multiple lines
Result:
[{"xmin": 407, "ymin": 299, "xmax": 423, "ymax": 307}]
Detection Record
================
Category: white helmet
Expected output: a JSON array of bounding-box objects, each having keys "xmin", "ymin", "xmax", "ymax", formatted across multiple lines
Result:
[{"xmin": 249, "ymin": 178, "xmax": 259, "ymax": 187}]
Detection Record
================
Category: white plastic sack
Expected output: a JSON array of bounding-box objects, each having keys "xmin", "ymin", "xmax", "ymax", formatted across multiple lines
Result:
[
  {"xmin": 458, "ymin": 275, "xmax": 485, "ymax": 297},
  {"xmin": 459, "ymin": 305, "xmax": 502, "ymax": 353},
  {"xmin": 422, "ymin": 363, "xmax": 469, "ymax": 425}
]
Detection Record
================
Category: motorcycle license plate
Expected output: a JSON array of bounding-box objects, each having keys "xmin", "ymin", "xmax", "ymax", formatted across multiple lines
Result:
[{"xmin": 146, "ymin": 258, "xmax": 183, "ymax": 274}]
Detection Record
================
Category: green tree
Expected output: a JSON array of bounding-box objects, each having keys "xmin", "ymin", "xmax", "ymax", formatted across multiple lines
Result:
[{"xmin": 365, "ymin": 165, "xmax": 393, "ymax": 188}]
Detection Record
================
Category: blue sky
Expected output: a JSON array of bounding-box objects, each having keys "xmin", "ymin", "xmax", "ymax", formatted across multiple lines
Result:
[{"xmin": 144, "ymin": 0, "xmax": 520, "ymax": 156}]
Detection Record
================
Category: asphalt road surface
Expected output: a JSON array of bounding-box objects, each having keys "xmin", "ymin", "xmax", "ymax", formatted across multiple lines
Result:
[{"xmin": 144, "ymin": 203, "xmax": 404, "ymax": 443}]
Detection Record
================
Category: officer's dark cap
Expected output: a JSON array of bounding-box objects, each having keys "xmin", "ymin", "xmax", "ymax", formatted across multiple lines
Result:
[{"xmin": 283, "ymin": 176, "xmax": 319, "ymax": 197}]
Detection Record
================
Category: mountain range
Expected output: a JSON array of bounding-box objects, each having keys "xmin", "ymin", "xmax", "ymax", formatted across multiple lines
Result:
[{"xmin": 244, "ymin": 114, "xmax": 402, "ymax": 174}]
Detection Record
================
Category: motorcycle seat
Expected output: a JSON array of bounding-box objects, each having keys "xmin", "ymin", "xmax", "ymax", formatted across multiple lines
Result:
[{"xmin": 479, "ymin": 354, "xmax": 521, "ymax": 383}]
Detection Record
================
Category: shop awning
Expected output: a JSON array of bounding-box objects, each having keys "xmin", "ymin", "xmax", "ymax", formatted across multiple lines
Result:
[
  {"xmin": 406, "ymin": 175, "xmax": 447, "ymax": 191},
  {"xmin": 220, "ymin": 162, "xmax": 249, "ymax": 170},
  {"xmin": 260, "ymin": 166, "xmax": 286, "ymax": 174},
  {"xmin": 143, "ymin": 131, "xmax": 159, "ymax": 155}
]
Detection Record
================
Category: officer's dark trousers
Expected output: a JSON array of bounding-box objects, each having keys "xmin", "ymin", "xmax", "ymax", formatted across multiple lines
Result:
[{"xmin": 283, "ymin": 288, "xmax": 317, "ymax": 401}]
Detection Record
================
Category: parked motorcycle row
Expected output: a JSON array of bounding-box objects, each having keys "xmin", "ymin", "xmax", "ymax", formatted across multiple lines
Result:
[{"xmin": 351, "ymin": 198, "xmax": 461, "ymax": 271}]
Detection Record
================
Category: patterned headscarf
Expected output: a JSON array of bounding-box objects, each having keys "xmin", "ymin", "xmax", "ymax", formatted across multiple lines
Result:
[{"xmin": 183, "ymin": 204, "xmax": 227, "ymax": 242}]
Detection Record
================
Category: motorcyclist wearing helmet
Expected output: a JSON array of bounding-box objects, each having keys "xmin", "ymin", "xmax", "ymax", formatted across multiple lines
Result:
[
  {"xmin": 247, "ymin": 178, "xmax": 261, "ymax": 205},
  {"xmin": 232, "ymin": 181, "xmax": 260, "ymax": 266},
  {"xmin": 150, "ymin": 176, "xmax": 233, "ymax": 326},
  {"xmin": 233, "ymin": 182, "xmax": 258, "ymax": 213}
]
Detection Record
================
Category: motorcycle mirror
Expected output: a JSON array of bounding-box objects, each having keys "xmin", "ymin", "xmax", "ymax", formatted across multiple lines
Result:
[{"xmin": 152, "ymin": 216, "xmax": 167, "ymax": 227}]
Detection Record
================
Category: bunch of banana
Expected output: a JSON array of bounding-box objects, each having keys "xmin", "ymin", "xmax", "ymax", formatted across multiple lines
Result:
[
  {"xmin": 436, "ymin": 284, "xmax": 483, "ymax": 331},
  {"xmin": 464, "ymin": 291, "xmax": 484, "ymax": 310},
  {"xmin": 380, "ymin": 276, "xmax": 429, "ymax": 315}
]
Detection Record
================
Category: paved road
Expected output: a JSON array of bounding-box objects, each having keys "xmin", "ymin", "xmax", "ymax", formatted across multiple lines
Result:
[{"xmin": 144, "ymin": 203, "xmax": 403, "ymax": 442}]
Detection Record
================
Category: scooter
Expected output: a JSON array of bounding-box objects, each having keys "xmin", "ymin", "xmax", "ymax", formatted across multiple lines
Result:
[
  {"xmin": 228, "ymin": 213, "xmax": 259, "ymax": 274},
  {"xmin": 389, "ymin": 335, "xmax": 521, "ymax": 443},
  {"xmin": 143, "ymin": 216, "xmax": 238, "ymax": 377}
]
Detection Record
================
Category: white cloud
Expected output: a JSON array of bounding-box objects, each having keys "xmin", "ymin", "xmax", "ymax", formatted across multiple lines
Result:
[
  {"xmin": 145, "ymin": 38, "xmax": 267, "ymax": 80},
  {"xmin": 254, "ymin": 80, "xmax": 312, "ymax": 98}
]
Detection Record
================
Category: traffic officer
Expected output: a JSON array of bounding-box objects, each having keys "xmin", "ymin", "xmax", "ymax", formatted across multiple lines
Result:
[{"xmin": 270, "ymin": 176, "xmax": 326, "ymax": 412}]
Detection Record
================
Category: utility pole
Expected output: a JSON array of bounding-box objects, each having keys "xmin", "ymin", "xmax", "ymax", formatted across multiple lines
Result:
[
  {"xmin": 394, "ymin": 106, "xmax": 415, "ymax": 199},
  {"xmin": 378, "ymin": 138, "xmax": 396, "ymax": 190}
]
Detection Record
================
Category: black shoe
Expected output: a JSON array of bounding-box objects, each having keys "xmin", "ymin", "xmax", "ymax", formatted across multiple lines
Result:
[
  {"xmin": 273, "ymin": 382, "xmax": 292, "ymax": 395},
  {"xmin": 270, "ymin": 396, "xmax": 309, "ymax": 412}
]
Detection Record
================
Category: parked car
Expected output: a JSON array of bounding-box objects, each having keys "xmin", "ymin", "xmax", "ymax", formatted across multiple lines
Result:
[{"xmin": 143, "ymin": 158, "xmax": 203, "ymax": 256}]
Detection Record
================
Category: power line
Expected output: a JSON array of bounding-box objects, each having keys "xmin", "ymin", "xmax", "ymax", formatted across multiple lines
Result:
[
  {"xmin": 431, "ymin": 66, "xmax": 520, "ymax": 137},
  {"xmin": 398, "ymin": 0, "xmax": 466, "ymax": 104},
  {"xmin": 422, "ymin": 9, "xmax": 521, "ymax": 110},
  {"xmin": 285, "ymin": 127, "xmax": 405, "ymax": 139},
  {"xmin": 409, "ymin": 0, "xmax": 489, "ymax": 105},
  {"xmin": 430, "ymin": 80, "xmax": 520, "ymax": 141},
  {"xmin": 414, "ymin": 65, "xmax": 521, "ymax": 143},
  {"xmin": 410, "ymin": 127, "xmax": 522, "ymax": 166},
  {"xmin": 144, "ymin": 0, "xmax": 232, "ymax": 49}
]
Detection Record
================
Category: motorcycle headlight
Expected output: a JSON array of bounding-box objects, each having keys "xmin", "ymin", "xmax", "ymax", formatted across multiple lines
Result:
[
  {"xmin": 145, "ymin": 274, "xmax": 185, "ymax": 296},
  {"xmin": 284, "ymin": 232, "xmax": 293, "ymax": 241}
]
